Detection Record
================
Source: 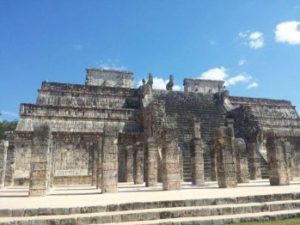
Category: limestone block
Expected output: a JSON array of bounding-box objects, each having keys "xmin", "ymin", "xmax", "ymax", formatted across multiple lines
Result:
[
  {"xmin": 101, "ymin": 126, "xmax": 119, "ymax": 193},
  {"xmin": 267, "ymin": 136, "xmax": 290, "ymax": 185},
  {"xmin": 247, "ymin": 142, "xmax": 262, "ymax": 180},
  {"xmin": 125, "ymin": 145, "xmax": 134, "ymax": 182},
  {"xmin": 215, "ymin": 126, "xmax": 237, "ymax": 188},
  {"xmin": 133, "ymin": 142, "xmax": 144, "ymax": 184},
  {"xmin": 146, "ymin": 137, "xmax": 158, "ymax": 187},
  {"xmin": 283, "ymin": 141, "xmax": 293, "ymax": 181},
  {"xmin": 29, "ymin": 125, "xmax": 52, "ymax": 197},
  {"xmin": 0, "ymin": 141, "xmax": 8, "ymax": 188},
  {"xmin": 235, "ymin": 138, "xmax": 250, "ymax": 183},
  {"xmin": 162, "ymin": 128, "xmax": 181, "ymax": 191},
  {"xmin": 191, "ymin": 138, "xmax": 205, "ymax": 186}
]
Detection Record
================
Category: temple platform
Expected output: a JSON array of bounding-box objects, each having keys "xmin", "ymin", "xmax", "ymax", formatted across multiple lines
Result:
[{"xmin": 0, "ymin": 178, "xmax": 300, "ymax": 224}]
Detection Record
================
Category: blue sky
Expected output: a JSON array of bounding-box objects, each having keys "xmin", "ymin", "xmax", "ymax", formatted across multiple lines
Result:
[{"xmin": 0, "ymin": 0, "xmax": 300, "ymax": 120}]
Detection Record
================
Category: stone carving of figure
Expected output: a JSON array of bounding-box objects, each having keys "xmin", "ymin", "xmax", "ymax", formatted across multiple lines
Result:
[
  {"xmin": 166, "ymin": 75, "xmax": 174, "ymax": 91},
  {"xmin": 147, "ymin": 73, "xmax": 153, "ymax": 88}
]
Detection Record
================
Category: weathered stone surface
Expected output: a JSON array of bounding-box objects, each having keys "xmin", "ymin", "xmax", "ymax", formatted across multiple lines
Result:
[
  {"xmin": 266, "ymin": 135, "xmax": 290, "ymax": 185},
  {"xmin": 5, "ymin": 68, "xmax": 300, "ymax": 192},
  {"xmin": 235, "ymin": 138, "xmax": 250, "ymax": 183},
  {"xmin": 215, "ymin": 126, "xmax": 237, "ymax": 188},
  {"xmin": 125, "ymin": 145, "xmax": 134, "ymax": 182},
  {"xmin": 133, "ymin": 142, "xmax": 144, "ymax": 184},
  {"xmin": 145, "ymin": 137, "xmax": 158, "ymax": 187},
  {"xmin": 0, "ymin": 140, "xmax": 8, "ymax": 187},
  {"xmin": 162, "ymin": 125, "xmax": 181, "ymax": 190},
  {"xmin": 247, "ymin": 142, "xmax": 262, "ymax": 180},
  {"xmin": 191, "ymin": 120, "xmax": 205, "ymax": 186},
  {"xmin": 101, "ymin": 125, "xmax": 119, "ymax": 193},
  {"xmin": 29, "ymin": 125, "xmax": 51, "ymax": 196}
]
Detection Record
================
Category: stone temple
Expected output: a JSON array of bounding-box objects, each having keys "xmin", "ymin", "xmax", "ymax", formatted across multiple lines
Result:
[{"xmin": 1, "ymin": 68, "xmax": 300, "ymax": 196}]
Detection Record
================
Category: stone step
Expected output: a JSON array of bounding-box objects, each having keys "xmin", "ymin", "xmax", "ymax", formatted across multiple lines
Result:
[
  {"xmin": 102, "ymin": 209, "xmax": 300, "ymax": 225},
  {"xmin": 1, "ymin": 192, "xmax": 299, "ymax": 218},
  {"xmin": 0, "ymin": 200, "xmax": 299, "ymax": 225}
]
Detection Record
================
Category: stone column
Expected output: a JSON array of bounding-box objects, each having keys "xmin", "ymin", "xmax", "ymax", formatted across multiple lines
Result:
[
  {"xmin": 162, "ymin": 126, "xmax": 181, "ymax": 191},
  {"xmin": 5, "ymin": 145, "xmax": 15, "ymax": 186},
  {"xmin": 283, "ymin": 141, "xmax": 293, "ymax": 181},
  {"xmin": 96, "ymin": 137, "xmax": 102, "ymax": 189},
  {"xmin": 0, "ymin": 141, "xmax": 8, "ymax": 188},
  {"xmin": 235, "ymin": 138, "xmax": 249, "ymax": 183},
  {"xmin": 191, "ymin": 120, "xmax": 205, "ymax": 186},
  {"xmin": 146, "ymin": 137, "xmax": 158, "ymax": 187},
  {"xmin": 266, "ymin": 136, "xmax": 289, "ymax": 185},
  {"xmin": 133, "ymin": 142, "xmax": 144, "ymax": 184},
  {"xmin": 247, "ymin": 142, "xmax": 262, "ymax": 180},
  {"xmin": 101, "ymin": 126, "xmax": 118, "ymax": 193},
  {"xmin": 92, "ymin": 144, "xmax": 98, "ymax": 186},
  {"xmin": 29, "ymin": 125, "xmax": 51, "ymax": 197},
  {"xmin": 215, "ymin": 126, "xmax": 237, "ymax": 188},
  {"xmin": 178, "ymin": 147, "xmax": 183, "ymax": 182},
  {"xmin": 125, "ymin": 145, "xmax": 134, "ymax": 182}
]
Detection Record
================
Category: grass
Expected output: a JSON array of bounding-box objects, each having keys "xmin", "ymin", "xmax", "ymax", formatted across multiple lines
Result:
[{"xmin": 233, "ymin": 218, "xmax": 300, "ymax": 225}]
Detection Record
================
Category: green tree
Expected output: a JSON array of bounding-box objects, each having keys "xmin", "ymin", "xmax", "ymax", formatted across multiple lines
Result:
[{"xmin": 0, "ymin": 113, "xmax": 18, "ymax": 139}]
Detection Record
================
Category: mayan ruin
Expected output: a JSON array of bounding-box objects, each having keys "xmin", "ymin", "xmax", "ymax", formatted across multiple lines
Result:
[
  {"xmin": 1, "ymin": 2, "xmax": 300, "ymax": 224},
  {"xmin": 0, "ymin": 68, "xmax": 299, "ymax": 193},
  {"xmin": 0, "ymin": 68, "xmax": 300, "ymax": 224}
]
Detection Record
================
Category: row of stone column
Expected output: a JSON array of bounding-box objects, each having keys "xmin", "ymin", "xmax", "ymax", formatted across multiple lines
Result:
[
  {"xmin": 124, "ymin": 142, "xmax": 144, "ymax": 184},
  {"xmin": 214, "ymin": 125, "xmax": 294, "ymax": 188},
  {"xmin": 28, "ymin": 124, "xmax": 121, "ymax": 196}
]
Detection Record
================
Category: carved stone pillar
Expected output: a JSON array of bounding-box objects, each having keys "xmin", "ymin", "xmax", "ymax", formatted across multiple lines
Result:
[
  {"xmin": 133, "ymin": 142, "xmax": 144, "ymax": 184},
  {"xmin": 235, "ymin": 138, "xmax": 250, "ymax": 183},
  {"xmin": 215, "ymin": 126, "xmax": 237, "ymax": 188},
  {"xmin": 0, "ymin": 141, "xmax": 8, "ymax": 188},
  {"xmin": 191, "ymin": 120, "xmax": 205, "ymax": 186},
  {"xmin": 92, "ymin": 143, "xmax": 98, "ymax": 186},
  {"xmin": 178, "ymin": 147, "xmax": 183, "ymax": 181},
  {"xmin": 29, "ymin": 125, "xmax": 52, "ymax": 197},
  {"xmin": 146, "ymin": 137, "xmax": 158, "ymax": 187},
  {"xmin": 96, "ymin": 137, "xmax": 103, "ymax": 189},
  {"xmin": 283, "ymin": 141, "xmax": 293, "ymax": 181},
  {"xmin": 247, "ymin": 142, "xmax": 262, "ymax": 180},
  {"xmin": 125, "ymin": 145, "xmax": 134, "ymax": 182},
  {"xmin": 266, "ymin": 136, "xmax": 289, "ymax": 185},
  {"xmin": 4, "ymin": 139, "xmax": 15, "ymax": 187},
  {"xmin": 101, "ymin": 127, "xmax": 118, "ymax": 193},
  {"xmin": 162, "ymin": 126, "xmax": 181, "ymax": 190}
]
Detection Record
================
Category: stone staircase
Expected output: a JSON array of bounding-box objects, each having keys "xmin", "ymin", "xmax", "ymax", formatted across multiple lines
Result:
[
  {"xmin": 259, "ymin": 151, "xmax": 269, "ymax": 179},
  {"xmin": 1, "ymin": 192, "xmax": 300, "ymax": 225},
  {"xmin": 182, "ymin": 155, "xmax": 192, "ymax": 182}
]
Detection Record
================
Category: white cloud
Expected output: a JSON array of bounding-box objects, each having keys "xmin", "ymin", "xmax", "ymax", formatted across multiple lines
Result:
[
  {"xmin": 275, "ymin": 21, "xmax": 300, "ymax": 45},
  {"xmin": 239, "ymin": 31, "xmax": 264, "ymax": 49},
  {"xmin": 238, "ymin": 59, "xmax": 246, "ymax": 66},
  {"xmin": 200, "ymin": 67, "xmax": 228, "ymax": 81},
  {"xmin": 226, "ymin": 74, "xmax": 251, "ymax": 86},
  {"xmin": 199, "ymin": 67, "xmax": 255, "ymax": 88},
  {"xmin": 137, "ymin": 77, "xmax": 182, "ymax": 91},
  {"xmin": 249, "ymin": 32, "xmax": 264, "ymax": 48},
  {"xmin": 247, "ymin": 82, "xmax": 258, "ymax": 89}
]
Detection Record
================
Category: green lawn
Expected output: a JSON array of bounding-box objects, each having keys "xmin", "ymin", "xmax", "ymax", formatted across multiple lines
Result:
[{"xmin": 233, "ymin": 218, "xmax": 300, "ymax": 225}]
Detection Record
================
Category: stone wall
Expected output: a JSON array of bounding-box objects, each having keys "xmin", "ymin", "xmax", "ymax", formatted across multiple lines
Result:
[
  {"xmin": 85, "ymin": 69, "xmax": 133, "ymax": 88},
  {"xmin": 52, "ymin": 132, "xmax": 101, "ymax": 185}
]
